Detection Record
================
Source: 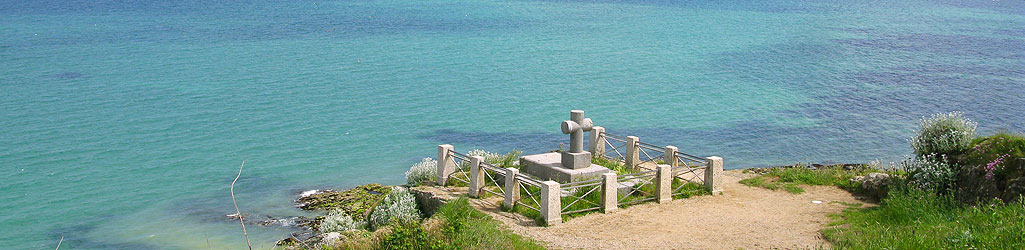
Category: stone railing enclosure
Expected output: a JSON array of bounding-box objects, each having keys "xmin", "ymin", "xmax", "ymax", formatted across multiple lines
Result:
[{"xmin": 434, "ymin": 129, "xmax": 722, "ymax": 226}]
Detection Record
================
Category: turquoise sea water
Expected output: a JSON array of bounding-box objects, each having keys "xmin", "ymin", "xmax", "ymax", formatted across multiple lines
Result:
[{"xmin": 2, "ymin": 0, "xmax": 1023, "ymax": 249}]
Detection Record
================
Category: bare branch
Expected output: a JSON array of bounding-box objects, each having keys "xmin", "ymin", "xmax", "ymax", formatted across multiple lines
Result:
[{"xmin": 231, "ymin": 160, "xmax": 253, "ymax": 250}]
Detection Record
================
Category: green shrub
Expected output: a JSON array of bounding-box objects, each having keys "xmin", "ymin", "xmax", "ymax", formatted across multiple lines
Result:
[
  {"xmin": 321, "ymin": 209, "xmax": 367, "ymax": 233},
  {"xmin": 960, "ymin": 132, "xmax": 1025, "ymax": 202},
  {"xmin": 910, "ymin": 112, "xmax": 977, "ymax": 158},
  {"xmin": 370, "ymin": 187, "xmax": 421, "ymax": 229},
  {"xmin": 406, "ymin": 158, "xmax": 437, "ymax": 186}
]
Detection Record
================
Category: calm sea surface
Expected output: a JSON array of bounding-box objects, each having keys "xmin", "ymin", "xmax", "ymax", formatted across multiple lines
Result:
[{"xmin": 2, "ymin": 0, "xmax": 1023, "ymax": 249}]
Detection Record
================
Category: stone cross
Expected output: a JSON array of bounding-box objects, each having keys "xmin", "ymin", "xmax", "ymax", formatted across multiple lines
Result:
[
  {"xmin": 560, "ymin": 110, "xmax": 594, "ymax": 169},
  {"xmin": 561, "ymin": 110, "xmax": 593, "ymax": 153}
]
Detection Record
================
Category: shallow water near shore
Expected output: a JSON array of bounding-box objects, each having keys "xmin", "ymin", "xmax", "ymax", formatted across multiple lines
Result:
[{"xmin": 2, "ymin": 0, "xmax": 1023, "ymax": 249}]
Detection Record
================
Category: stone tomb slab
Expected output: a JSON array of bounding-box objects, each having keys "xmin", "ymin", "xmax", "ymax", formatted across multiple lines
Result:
[{"xmin": 520, "ymin": 152, "xmax": 609, "ymax": 183}]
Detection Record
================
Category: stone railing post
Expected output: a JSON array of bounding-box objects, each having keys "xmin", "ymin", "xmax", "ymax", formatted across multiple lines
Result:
[
  {"xmin": 705, "ymin": 156, "xmax": 724, "ymax": 195},
  {"xmin": 625, "ymin": 136, "xmax": 640, "ymax": 169},
  {"xmin": 589, "ymin": 126, "xmax": 606, "ymax": 156},
  {"xmin": 665, "ymin": 146, "xmax": 678, "ymax": 168},
  {"xmin": 656, "ymin": 165, "xmax": 672, "ymax": 203},
  {"xmin": 436, "ymin": 144, "xmax": 454, "ymax": 185},
  {"xmin": 601, "ymin": 173, "xmax": 618, "ymax": 213},
  {"xmin": 468, "ymin": 156, "xmax": 485, "ymax": 198},
  {"xmin": 503, "ymin": 168, "xmax": 520, "ymax": 209},
  {"xmin": 540, "ymin": 180, "xmax": 562, "ymax": 226}
]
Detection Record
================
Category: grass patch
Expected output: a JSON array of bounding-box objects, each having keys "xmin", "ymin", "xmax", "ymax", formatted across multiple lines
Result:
[
  {"xmin": 560, "ymin": 184, "xmax": 604, "ymax": 220},
  {"xmin": 617, "ymin": 181, "xmax": 656, "ymax": 207},
  {"xmin": 504, "ymin": 184, "xmax": 545, "ymax": 225},
  {"xmin": 671, "ymin": 180, "xmax": 709, "ymax": 199},
  {"xmin": 435, "ymin": 198, "xmax": 546, "ymax": 250},
  {"xmin": 445, "ymin": 177, "xmax": 469, "ymax": 187},
  {"xmin": 739, "ymin": 165, "xmax": 874, "ymax": 194},
  {"xmin": 315, "ymin": 198, "xmax": 547, "ymax": 250},
  {"xmin": 823, "ymin": 187, "xmax": 1025, "ymax": 250}
]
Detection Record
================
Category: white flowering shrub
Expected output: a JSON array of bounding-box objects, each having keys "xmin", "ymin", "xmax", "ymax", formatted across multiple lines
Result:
[
  {"xmin": 370, "ymin": 186, "xmax": 420, "ymax": 228},
  {"xmin": 405, "ymin": 158, "xmax": 436, "ymax": 186},
  {"xmin": 904, "ymin": 154, "xmax": 957, "ymax": 192},
  {"xmin": 456, "ymin": 149, "xmax": 502, "ymax": 171},
  {"xmin": 320, "ymin": 210, "xmax": 366, "ymax": 233},
  {"xmin": 468, "ymin": 149, "xmax": 501, "ymax": 163},
  {"xmin": 910, "ymin": 112, "xmax": 977, "ymax": 157}
]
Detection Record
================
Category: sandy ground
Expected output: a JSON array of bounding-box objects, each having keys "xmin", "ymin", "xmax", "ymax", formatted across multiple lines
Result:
[{"xmin": 455, "ymin": 170, "xmax": 869, "ymax": 250}]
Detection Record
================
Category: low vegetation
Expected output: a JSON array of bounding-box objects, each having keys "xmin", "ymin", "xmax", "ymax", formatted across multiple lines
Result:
[
  {"xmin": 312, "ymin": 198, "xmax": 547, "ymax": 250},
  {"xmin": 739, "ymin": 165, "xmax": 875, "ymax": 194},
  {"xmin": 823, "ymin": 186, "xmax": 1025, "ymax": 250},
  {"xmin": 369, "ymin": 187, "xmax": 420, "ymax": 230},
  {"xmin": 405, "ymin": 158, "xmax": 437, "ymax": 186},
  {"xmin": 739, "ymin": 112, "xmax": 1025, "ymax": 249},
  {"xmin": 321, "ymin": 210, "xmax": 366, "ymax": 233}
]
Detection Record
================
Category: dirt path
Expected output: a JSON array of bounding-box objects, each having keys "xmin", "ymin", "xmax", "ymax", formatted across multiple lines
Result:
[{"xmin": 461, "ymin": 170, "xmax": 868, "ymax": 250}]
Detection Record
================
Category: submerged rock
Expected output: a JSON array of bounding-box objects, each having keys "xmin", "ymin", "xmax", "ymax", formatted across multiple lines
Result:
[{"xmin": 258, "ymin": 216, "xmax": 315, "ymax": 228}]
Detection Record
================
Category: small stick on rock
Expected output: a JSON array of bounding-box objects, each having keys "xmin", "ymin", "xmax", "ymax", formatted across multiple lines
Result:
[{"xmin": 231, "ymin": 160, "xmax": 253, "ymax": 250}]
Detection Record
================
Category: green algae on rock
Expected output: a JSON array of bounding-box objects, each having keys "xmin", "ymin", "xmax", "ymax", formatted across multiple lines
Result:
[{"xmin": 298, "ymin": 184, "xmax": 393, "ymax": 218}]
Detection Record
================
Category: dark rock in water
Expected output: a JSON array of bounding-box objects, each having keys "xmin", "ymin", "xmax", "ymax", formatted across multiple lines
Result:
[
  {"xmin": 258, "ymin": 216, "xmax": 314, "ymax": 228},
  {"xmin": 50, "ymin": 72, "xmax": 84, "ymax": 79},
  {"xmin": 296, "ymin": 184, "xmax": 392, "ymax": 218}
]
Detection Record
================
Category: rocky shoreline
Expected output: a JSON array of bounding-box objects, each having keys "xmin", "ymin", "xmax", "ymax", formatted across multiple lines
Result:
[{"xmin": 256, "ymin": 183, "xmax": 456, "ymax": 248}]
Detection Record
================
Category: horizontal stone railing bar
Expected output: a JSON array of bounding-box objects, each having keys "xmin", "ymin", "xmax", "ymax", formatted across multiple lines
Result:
[
  {"xmin": 636, "ymin": 141, "xmax": 665, "ymax": 151},
  {"xmin": 451, "ymin": 150, "xmax": 471, "ymax": 160},
  {"xmin": 600, "ymin": 132, "xmax": 628, "ymax": 141},
  {"xmin": 561, "ymin": 179, "xmax": 603, "ymax": 190},
  {"xmin": 480, "ymin": 161, "xmax": 505, "ymax": 173},
  {"xmin": 561, "ymin": 177, "xmax": 604, "ymax": 189},
  {"xmin": 515, "ymin": 173, "xmax": 545, "ymax": 186},
  {"xmin": 619, "ymin": 168, "xmax": 658, "ymax": 178},
  {"xmin": 675, "ymin": 151, "xmax": 708, "ymax": 163}
]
